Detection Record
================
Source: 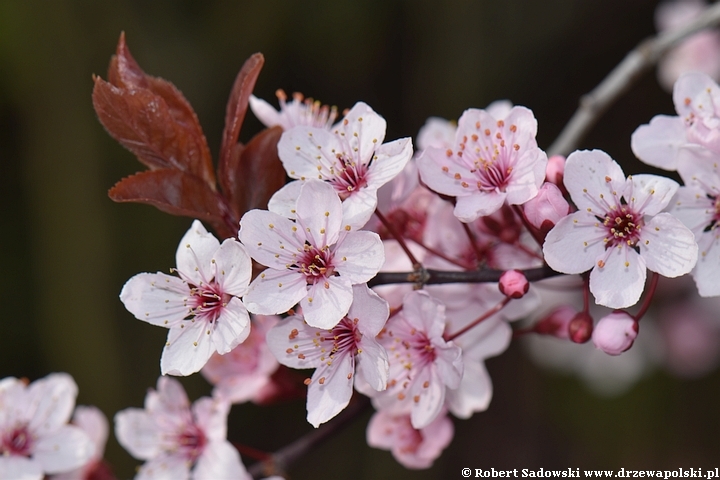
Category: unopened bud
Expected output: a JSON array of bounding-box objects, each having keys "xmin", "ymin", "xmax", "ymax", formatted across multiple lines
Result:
[
  {"xmin": 533, "ymin": 305, "xmax": 576, "ymax": 339},
  {"xmin": 523, "ymin": 183, "xmax": 570, "ymax": 236},
  {"xmin": 591, "ymin": 311, "xmax": 639, "ymax": 355},
  {"xmin": 498, "ymin": 270, "xmax": 529, "ymax": 299},
  {"xmin": 546, "ymin": 155, "xmax": 565, "ymax": 186},
  {"xmin": 568, "ymin": 311, "xmax": 593, "ymax": 344}
]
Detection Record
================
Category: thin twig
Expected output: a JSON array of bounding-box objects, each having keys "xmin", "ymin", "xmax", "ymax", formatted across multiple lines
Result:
[
  {"xmin": 548, "ymin": 2, "xmax": 720, "ymax": 157},
  {"xmin": 368, "ymin": 265, "xmax": 561, "ymax": 287},
  {"xmin": 248, "ymin": 396, "xmax": 371, "ymax": 479}
]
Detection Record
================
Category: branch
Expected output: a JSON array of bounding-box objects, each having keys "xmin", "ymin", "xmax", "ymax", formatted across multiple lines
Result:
[
  {"xmin": 248, "ymin": 396, "xmax": 371, "ymax": 479},
  {"xmin": 547, "ymin": 2, "xmax": 720, "ymax": 157},
  {"xmin": 368, "ymin": 264, "xmax": 560, "ymax": 287}
]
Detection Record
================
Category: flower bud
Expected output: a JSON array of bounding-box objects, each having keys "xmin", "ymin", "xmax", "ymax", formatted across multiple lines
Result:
[
  {"xmin": 522, "ymin": 182, "xmax": 570, "ymax": 236},
  {"xmin": 546, "ymin": 155, "xmax": 565, "ymax": 186},
  {"xmin": 498, "ymin": 270, "xmax": 529, "ymax": 299},
  {"xmin": 568, "ymin": 311, "xmax": 593, "ymax": 344},
  {"xmin": 591, "ymin": 311, "xmax": 639, "ymax": 355},
  {"xmin": 533, "ymin": 305, "xmax": 576, "ymax": 339}
]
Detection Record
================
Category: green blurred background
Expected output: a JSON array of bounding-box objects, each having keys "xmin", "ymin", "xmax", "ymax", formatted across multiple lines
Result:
[{"xmin": 2, "ymin": 1, "xmax": 720, "ymax": 478}]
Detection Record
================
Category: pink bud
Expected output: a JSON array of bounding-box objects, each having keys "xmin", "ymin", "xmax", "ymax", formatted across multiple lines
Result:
[
  {"xmin": 498, "ymin": 269, "xmax": 529, "ymax": 299},
  {"xmin": 546, "ymin": 155, "xmax": 565, "ymax": 186},
  {"xmin": 591, "ymin": 311, "xmax": 639, "ymax": 356},
  {"xmin": 522, "ymin": 182, "xmax": 570, "ymax": 236},
  {"xmin": 533, "ymin": 305, "xmax": 576, "ymax": 339},
  {"xmin": 568, "ymin": 311, "xmax": 593, "ymax": 344}
]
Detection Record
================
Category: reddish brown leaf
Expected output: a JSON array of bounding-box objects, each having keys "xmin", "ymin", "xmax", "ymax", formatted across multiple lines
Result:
[
  {"xmin": 107, "ymin": 32, "xmax": 148, "ymax": 89},
  {"xmin": 219, "ymin": 53, "xmax": 264, "ymax": 176},
  {"xmin": 108, "ymin": 169, "xmax": 234, "ymax": 239},
  {"xmin": 230, "ymin": 126, "xmax": 286, "ymax": 217},
  {"xmin": 93, "ymin": 77, "xmax": 213, "ymax": 186},
  {"xmin": 102, "ymin": 33, "xmax": 215, "ymax": 187}
]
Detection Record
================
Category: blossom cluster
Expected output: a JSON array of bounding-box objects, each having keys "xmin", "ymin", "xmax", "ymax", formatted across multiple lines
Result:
[{"xmin": 7, "ymin": 9, "xmax": 720, "ymax": 476}]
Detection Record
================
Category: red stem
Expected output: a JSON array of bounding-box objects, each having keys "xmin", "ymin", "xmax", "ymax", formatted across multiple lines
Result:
[
  {"xmin": 375, "ymin": 208, "xmax": 420, "ymax": 268},
  {"xmin": 445, "ymin": 297, "xmax": 512, "ymax": 342},
  {"xmin": 633, "ymin": 272, "xmax": 658, "ymax": 321}
]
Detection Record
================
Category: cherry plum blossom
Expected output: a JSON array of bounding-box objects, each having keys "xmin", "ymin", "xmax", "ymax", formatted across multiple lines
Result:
[
  {"xmin": 0, "ymin": 373, "xmax": 95, "ymax": 480},
  {"xmin": 276, "ymin": 102, "xmax": 413, "ymax": 228},
  {"xmin": 366, "ymin": 410, "xmax": 453, "ymax": 470},
  {"xmin": 543, "ymin": 149, "xmax": 697, "ymax": 309},
  {"xmin": 267, "ymin": 284, "xmax": 389, "ymax": 427},
  {"xmin": 115, "ymin": 377, "xmax": 249, "ymax": 480},
  {"xmin": 371, "ymin": 291, "xmax": 463, "ymax": 429},
  {"xmin": 120, "ymin": 220, "xmax": 253, "ymax": 376},
  {"xmin": 241, "ymin": 180, "xmax": 384, "ymax": 329},
  {"xmin": 249, "ymin": 90, "xmax": 338, "ymax": 130},
  {"xmin": 417, "ymin": 106, "xmax": 547, "ymax": 222}
]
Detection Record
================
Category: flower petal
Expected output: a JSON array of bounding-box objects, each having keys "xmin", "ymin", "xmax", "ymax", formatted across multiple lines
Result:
[
  {"xmin": 114, "ymin": 409, "xmax": 162, "ymax": 460},
  {"xmin": 626, "ymin": 174, "xmax": 678, "ymax": 216},
  {"xmin": 243, "ymin": 268, "xmax": 308, "ymax": 316},
  {"xmin": 543, "ymin": 212, "xmax": 606, "ymax": 275},
  {"xmin": 24, "ymin": 373, "xmax": 77, "ymax": 438},
  {"xmin": 692, "ymin": 234, "xmax": 720, "ymax": 296},
  {"xmin": 333, "ymin": 231, "xmax": 385, "ymax": 284},
  {"xmin": 306, "ymin": 353, "xmax": 354, "ymax": 428},
  {"xmin": 355, "ymin": 337, "xmax": 388, "ymax": 392},
  {"xmin": 631, "ymin": 114, "xmax": 686, "ymax": 170},
  {"xmin": 294, "ymin": 180, "xmax": 343, "ymax": 247},
  {"xmin": 175, "ymin": 220, "xmax": 220, "ymax": 285},
  {"xmin": 249, "ymin": 94, "xmax": 282, "ymax": 128},
  {"xmin": 277, "ymin": 126, "xmax": 344, "ymax": 180},
  {"xmin": 135, "ymin": 454, "xmax": 189, "ymax": 480},
  {"xmin": 640, "ymin": 213, "xmax": 698, "ymax": 278},
  {"xmin": 212, "ymin": 298, "xmax": 251, "ymax": 355},
  {"xmin": 0, "ymin": 456, "xmax": 43, "ymax": 480},
  {"xmin": 301, "ymin": 275, "xmax": 354, "ymax": 329},
  {"xmin": 267, "ymin": 180, "xmax": 302, "ymax": 219},
  {"xmin": 161, "ymin": 320, "xmax": 215, "ymax": 376},
  {"xmin": 193, "ymin": 441, "xmax": 250, "ymax": 480},
  {"xmin": 332, "ymin": 102, "xmax": 387, "ymax": 164},
  {"xmin": 564, "ymin": 150, "xmax": 626, "ymax": 213},
  {"xmin": 33, "ymin": 425, "xmax": 94, "ymax": 474},
  {"xmin": 120, "ymin": 273, "xmax": 190, "ymax": 327},
  {"xmin": 239, "ymin": 209, "xmax": 304, "ymax": 269},
  {"xmin": 192, "ymin": 397, "xmax": 229, "ymax": 443},
  {"xmin": 348, "ymin": 284, "xmax": 389, "ymax": 337},
  {"xmin": 453, "ymin": 190, "xmax": 507, "ymax": 222},
  {"xmin": 589, "ymin": 246, "xmax": 647, "ymax": 308},
  {"xmin": 212, "ymin": 239, "xmax": 252, "ymax": 296},
  {"xmin": 446, "ymin": 360, "xmax": 492, "ymax": 419},
  {"xmin": 366, "ymin": 137, "xmax": 413, "ymax": 190}
]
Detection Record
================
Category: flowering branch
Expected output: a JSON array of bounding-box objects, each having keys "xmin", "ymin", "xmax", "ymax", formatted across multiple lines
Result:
[{"xmin": 548, "ymin": 1, "xmax": 720, "ymax": 156}]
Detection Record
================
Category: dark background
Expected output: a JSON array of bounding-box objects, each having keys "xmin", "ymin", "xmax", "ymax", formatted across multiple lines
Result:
[{"xmin": 2, "ymin": 1, "xmax": 719, "ymax": 478}]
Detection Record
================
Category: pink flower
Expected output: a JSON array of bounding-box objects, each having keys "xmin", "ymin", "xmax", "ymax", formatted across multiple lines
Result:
[
  {"xmin": 120, "ymin": 220, "xmax": 253, "ymax": 376},
  {"xmin": 115, "ymin": 377, "xmax": 249, "ymax": 480},
  {"xmin": 240, "ymin": 180, "xmax": 385, "ymax": 329},
  {"xmin": 249, "ymin": 90, "xmax": 338, "ymax": 130},
  {"xmin": 668, "ymin": 148, "xmax": 720, "ymax": 296},
  {"xmin": 632, "ymin": 73, "xmax": 720, "ymax": 171},
  {"xmin": 655, "ymin": 0, "xmax": 720, "ymax": 92},
  {"xmin": 267, "ymin": 284, "xmax": 389, "ymax": 427},
  {"xmin": 417, "ymin": 106, "xmax": 547, "ymax": 222},
  {"xmin": 543, "ymin": 150, "xmax": 697, "ymax": 308},
  {"xmin": 0, "ymin": 373, "xmax": 95, "ymax": 479},
  {"xmin": 201, "ymin": 315, "xmax": 280, "ymax": 404},
  {"xmin": 592, "ymin": 311, "xmax": 639, "ymax": 356},
  {"xmin": 366, "ymin": 410, "xmax": 453, "ymax": 470},
  {"xmin": 372, "ymin": 291, "xmax": 463, "ymax": 429},
  {"xmin": 275, "ymin": 102, "xmax": 413, "ymax": 228}
]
